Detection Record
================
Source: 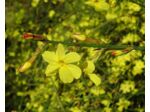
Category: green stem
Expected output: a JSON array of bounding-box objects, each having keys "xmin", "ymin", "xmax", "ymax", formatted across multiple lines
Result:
[
  {"xmin": 40, "ymin": 40, "xmax": 145, "ymax": 51},
  {"xmin": 50, "ymin": 77, "xmax": 65, "ymax": 112}
]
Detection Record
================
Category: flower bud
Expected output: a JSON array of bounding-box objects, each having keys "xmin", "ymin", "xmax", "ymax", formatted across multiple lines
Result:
[
  {"xmin": 18, "ymin": 61, "xmax": 32, "ymax": 72},
  {"xmin": 23, "ymin": 33, "xmax": 45, "ymax": 40}
]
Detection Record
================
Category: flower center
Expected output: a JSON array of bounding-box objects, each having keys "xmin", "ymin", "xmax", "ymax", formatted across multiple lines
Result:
[{"xmin": 58, "ymin": 60, "xmax": 65, "ymax": 66}]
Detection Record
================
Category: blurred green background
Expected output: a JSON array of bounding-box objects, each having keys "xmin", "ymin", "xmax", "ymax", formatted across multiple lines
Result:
[{"xmin": 6, "ymin": 0, "xmax": 145, "ymax": 112}]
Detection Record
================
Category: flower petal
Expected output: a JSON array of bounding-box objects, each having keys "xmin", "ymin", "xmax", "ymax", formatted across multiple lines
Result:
[
  {"xmin": 59, "ymin": 65, "xmax": 74, "ymax": 83},
  {"xmin": 42, "ymin": 51, "xmax": 57, "ymax": 63},
  {"xmin": 56, "ymin": 44, "xmax": 65, "ymax": 60},
  {"xmin": 64, "ymin": 52, "xmax": 81, "ymax": 63},
  {"xmin": 45, "ymin": 63, "xmax": 60, "ymax": 75},
  {"xmin": 88, "ymin": 73, "xmax": 101, "ymax": 86},
  {"xmin": 67, "ymin": 64, "xmax": 82, "ymax": 79},
  {"xmin": 84, "ymin": 61, "xmax": 95, "ymax": 74}
]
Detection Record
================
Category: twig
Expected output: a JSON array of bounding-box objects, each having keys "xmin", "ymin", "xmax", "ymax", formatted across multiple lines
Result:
[
  {"xmin": 50, "ymin": 77, "xmax": 66, "ymax": 112},
  {"xmin": 39, "ymin": 40, "xmax": 145, "ymax": 51}
]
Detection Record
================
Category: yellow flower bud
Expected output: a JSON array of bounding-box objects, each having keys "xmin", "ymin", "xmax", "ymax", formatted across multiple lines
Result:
[
  {"xmin": 72, "ymin": 33, "xmax": 86, "ymax": 41},
  {"xmin": 18, "ymin": 62, "xmax": 31, "ymax": 72}
]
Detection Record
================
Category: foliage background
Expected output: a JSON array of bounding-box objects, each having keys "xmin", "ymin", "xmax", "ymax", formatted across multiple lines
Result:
[{"xmin": 6, "ymin": 0, "xmax": 145, "ymax": 112}]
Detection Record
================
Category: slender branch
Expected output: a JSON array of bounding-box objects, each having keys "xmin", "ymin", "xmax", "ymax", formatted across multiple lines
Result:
[
  {"xmin": 50, "ymin": 77, "xmax": 66, "ymax": 112},
  {"xmin": 40, "ymin": 40, "xmax": 145, "ymax": 51}
]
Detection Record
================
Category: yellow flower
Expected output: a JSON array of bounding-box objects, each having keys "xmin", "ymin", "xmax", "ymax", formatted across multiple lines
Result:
[
  {"xmin": 103, "ymin": 107, "xmax": 112, "ymax": 112},
  {"xmin": 84, "ymin": 61, "xmax": 101, "ymax": 86},
  {"xmin": 101, "ymin": 99, "xmax": 111, "ymax": 107},
  {"xmin": 132, "ymin": 60, "xmax": 144, "ymax": 76},
  {"xmin": 70, "ymin": 107, "xmax": 81, "ymax": 112},
  {"xmin": 120, "ymin": 80, "xmax": 135, "ymax": 93},
  {"xmin": 117, "ymin": 98, "xmax": 131, "ymax": 112},
  {"xmin": 42, "ymin": 44, "xmax": 81, "ymax": 83},
  {"xmin": 90, "ymin": 87, "xmax": 105, "ymax": 96}
]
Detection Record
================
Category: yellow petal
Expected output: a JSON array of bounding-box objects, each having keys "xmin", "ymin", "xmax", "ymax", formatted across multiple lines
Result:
[
  {"xmin": 56, "ymin": 44, "xmax": 65, "ymax": 60},
  {"xmin": 42, "ymin": 51, "xmax": 57, "ymax": 63},
  {"xmin": 84, "ymin": 61, "xmax": 95, "ymax": 74},
  {"xmin": 59, "ymin": 65, "xmax": 74, "ymax": 83},
  {"xmin": 45, "ymin": 63, "xmax": 59, "ymax": 75},
  {"xmin": 88, "ymin": 73, "xmax": 101, "ymax": 86},
  {"xmin": 64, "ymin": 52, "xmax": 81, "ymax": 63},
  {"xmin": 67, "ymin": 64, "xmax": 82, "ymax": 79}
]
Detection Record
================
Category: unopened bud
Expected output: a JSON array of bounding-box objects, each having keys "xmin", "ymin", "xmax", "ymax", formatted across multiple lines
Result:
[
  {"xmin": 111, "ymin": 51, "xmax": 123, "ymax": 56},
  {"xmin": 23, "ymin": 33, "xmax": 33, "ymax": 39},
  {"xmin": 84, "ymin": 37, "xmax": 100, "ymax": 44},
  {"xmin": 23, "ymin": 33, "xmax": 45, "ymax": 40},
  {"xmin": 111, "ymin": 51, "xmax": 117, "ymax": 56},
  {"xmin": 18, "ymin": 62, "xmax": 31, "ymax": 72},
  {"xmin": 72, "ymin": 33, "xmax": 86, "ymax": 41}
]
